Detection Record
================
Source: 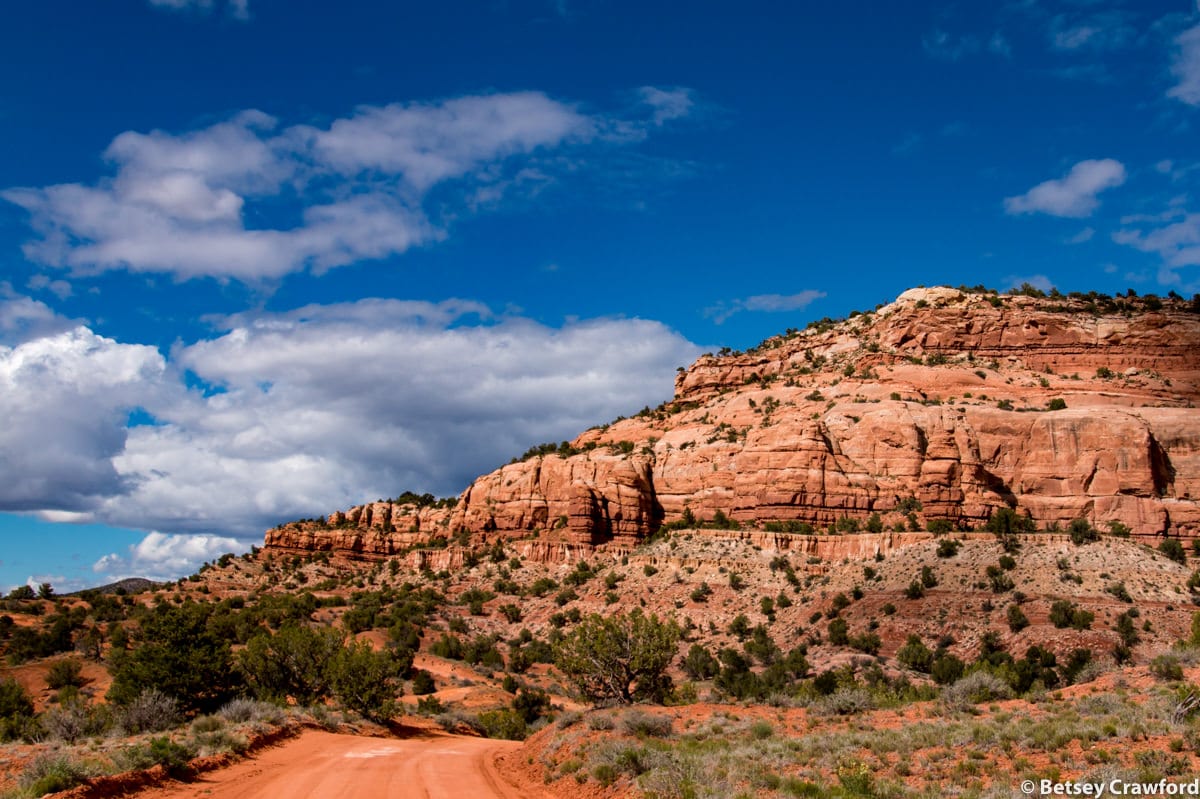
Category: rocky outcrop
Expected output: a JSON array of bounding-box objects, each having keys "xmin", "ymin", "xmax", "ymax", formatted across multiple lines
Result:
[{"xmin": 264, "ymin": 287, "xmax": 1200, "ymax": 560}]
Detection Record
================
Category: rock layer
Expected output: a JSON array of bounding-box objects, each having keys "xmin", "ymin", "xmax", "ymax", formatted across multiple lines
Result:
[{"xmin": 265, "ymin": 288, "xmax": 1200, "ymax": 559}]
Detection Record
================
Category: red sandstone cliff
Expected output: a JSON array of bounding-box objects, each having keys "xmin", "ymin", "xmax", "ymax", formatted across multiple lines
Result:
[{"xmin": 265, "ymin": 287, "xmax": 1200, "ymax": 558}]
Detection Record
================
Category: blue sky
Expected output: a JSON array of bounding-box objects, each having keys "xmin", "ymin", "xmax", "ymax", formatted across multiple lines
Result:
[{"xmin": 1, "ymin": 0, "xmax": 1198, "ymax": 591}]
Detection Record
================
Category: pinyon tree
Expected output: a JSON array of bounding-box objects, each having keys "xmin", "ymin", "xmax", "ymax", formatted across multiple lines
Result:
[{"xmin": 554, "ymin": 609, "xmax": 680, "ymax": 705}]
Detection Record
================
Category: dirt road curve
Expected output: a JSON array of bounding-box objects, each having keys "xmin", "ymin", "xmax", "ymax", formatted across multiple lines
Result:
[{"xmin": 137, "ymin": 730, "xmax": 540, "ymax": 799}]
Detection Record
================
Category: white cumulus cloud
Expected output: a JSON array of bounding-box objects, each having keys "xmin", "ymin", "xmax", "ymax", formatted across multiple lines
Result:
[
  {"xmin": 704, "ymin": 290, "xmax": 826, "ymax": 325},
  {"xmin": 1114, "ymin": 211, "xmax": 1200, "ymax": 289},
  {"xmin": 94, "ymin": 532, "xmax": 250, "ymax": 581},
  {"xmin": 1169, "ymin": 24, "xmax": 1200, "ymax": 105},
  {"xmin": 0, "ymin": 298, "xmax": 703, "ymax": 543},
  {"xmin": 3, "ymin": 90, "xmax": 693, "ymax": 283},
  {"xmin": 0, "ymin": 325, "xmax": 171, "ymax": 513},
  {"xmin": 1004, "ymin": 159, "xmax": 1126, "ymax": 218}
]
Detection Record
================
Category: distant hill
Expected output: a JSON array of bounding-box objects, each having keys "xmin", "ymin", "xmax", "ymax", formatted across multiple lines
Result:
[{"xmin": 70, "ymin": 577, "xmax": 160, "ymax": 596}]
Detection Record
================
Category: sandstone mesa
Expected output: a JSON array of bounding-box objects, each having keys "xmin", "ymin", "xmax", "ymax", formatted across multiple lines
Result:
[{"xmin": 266, "ymin": 287, "xmax": 1200, "ymax": 562}]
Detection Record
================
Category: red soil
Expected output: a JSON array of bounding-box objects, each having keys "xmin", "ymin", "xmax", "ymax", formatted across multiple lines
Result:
[{"xmin": 125, "ymin": 729, "xmax": 545, "ymax": 799}]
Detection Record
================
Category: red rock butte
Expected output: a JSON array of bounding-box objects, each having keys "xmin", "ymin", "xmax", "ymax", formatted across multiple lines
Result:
[{"xmin": 266, "ymin": 286, "xmax": 1200, "ymax": 561}]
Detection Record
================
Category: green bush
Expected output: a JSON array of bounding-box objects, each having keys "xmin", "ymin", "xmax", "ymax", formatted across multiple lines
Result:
[
  {"xmin": 430, "ymin": 633, "xmax": 464, "ymax": 660},
  {"xmin": 46, "ymin": 658, "xmax": 84, "ymax": 690},
  {"xmin": 411, "ymin": 670, "xmax": 436, "ymax": 695},
  {"xmin": 680, "ymin": 644, "xmax": 719, "ymax": 681},
  {"xmin": 1069, "ymin": 518, "xmax": 1099, "ymax": 545},
  {"xmin": 238, "ymin": 624, "xmax": 344, "ymax": 705},
  {"xmin": 926, "ymin": 518, "xmax": 954, "ymax": 535},
  {"xmin": 1151, "ymin": 654, "xmax": 1185, "ymax": 682},
  {"xmin": 1049, "ymin": 600, "xmax": 1093, "ymax": 630},
  {"xmin": 896, "ymin": 635, "xmax": 933, "ymax": 673},
  {"xmin": 328, "ymin": 641, "xmax": 405, "ymax": 722},
  {"xmin": 0, "ymin": 678, "xmax": 35, "ymax": 742},
  {"xmin": 475, "ymin": 708, "xmax": 527, "ymax": 740},
  {"xmin": 1160, "ymin": 539, "xmax": 1188, "ymax": 564},
  {"xmin": 107, "ymin": 602, "xmax": 242, "ymax": 714},
  {"xmin": 930, "ymin": 654, "xmax": 965, "ymax": 685},
  {"xmin": 936, "ymin": 539, "xmax": 961, "ymax": 558},
  {"xmin": 1006, "ymin": 604, "xmax": 1029, "ymax": 632},
  {"xmin": 554, "ymin": 609, "xmax": 680, "ymax": 705}
]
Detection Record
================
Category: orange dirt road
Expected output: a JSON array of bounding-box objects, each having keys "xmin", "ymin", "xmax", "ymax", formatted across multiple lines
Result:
[{"xmin": 136, "ymin": 730, "xmax": 543, "ymax": 799}]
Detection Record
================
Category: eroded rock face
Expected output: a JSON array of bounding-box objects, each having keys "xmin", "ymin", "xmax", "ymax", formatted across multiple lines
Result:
[{"xmin": 265, "ymin": 288, "xmax": 1200, "ymax": 560}]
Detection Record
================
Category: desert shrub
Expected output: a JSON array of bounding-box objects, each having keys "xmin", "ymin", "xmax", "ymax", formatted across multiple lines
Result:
[
  {"xmin": 1049, "ymin": 600, "xmax": 1093, "ymax": 630},
  {"xmin": 1069, "ymin": 518, "xmax": 1099, "ymax": 545},
  {"xmin": 1115, "ymin": 612, "xmax": 1139, "ymax": 649},
  {"xmin": 813, "ymin": 688, "xmax": 875, "ymax": 716},
  {"xmin": 218, "ymin": 698, "xmax": 283, "ymax": 725},
  {"xmin": 827, "ymin": 618, "xmax": 849, "ymax": 646},
  {"xmin": 0, "ymin": 678, "xmax": 35, "ymax": 742},
  {"xmin": 1105, "ymin": 582, "xmax": 1133, "ymax": 603},
  {"xmin": 1151, "ymin": 654, "xmax": 1185, "ymax": 682},
  {"xmin": 430, "ymin": 633, "xmax": 464, "ymax": 660},
  {"xmin": 41, "ymin": 699, "xmax": 109, "ymax": 743},
  {"xmin": 931, "ymin": 654, "xmax": 966, "ymax": 685},
  {"xmin": 511, "ymin": 686, "xmax": 551, "ymax": 725},
  {"xmin": 680, "ymin": 644, "xmax": 719, "ymax": 681},
  {"xmin": 941, "ymin": 671, "xmax": 1012, "ymax": 708},
  {"xmin": 904, "ymin": 580, "xmax": 925, "ymax": 600},
  {"xmin": 411, "ymin": 669, "xmax": 436, "ymax": 695},
  {"xmin": 985, "ymin": 508, "xmax": 1034, "ymax": 551},
  {"xmin": 527, "ymin": 577, "xmax": 558, "ymax": 597},
  {"xmin": 936, "ymin": 539, "xmax": 961, "ymax": 558},
  {"xmin": 191, "ymin": 714, "xmax": 223, "ymax": 734},
  {"xmin": 896, "ymin": 635, "xmax": 933, "ymax": 673},
  {"xmin": 847, "ymin": 631, "xmax": 880, "ymax": 655},
  {"xmin": 18, "ymin": 753, "xmax": 91, "ymax": 796},
  {"xmin": 119, "ymin": 736, "xmax": 196, "ymax": 777},
  {"xmin": 1007, "ymin": 604, "xmax": 1029, "ymax": 632},
  {"xmin": 46, "ymin": 658, "xmax": 84, "ymax": 690},
  {"xmin": 986, "ymin": 565, "xmax": 1015, "ymax": 593},
  {"xmin": 728, "ymin": 614, "xmax": 752, "ymax": 640},
  {"xmin": 1160, "ymin": 539, "xmax": 1188, "ymax": 564},
  {"xmin": 462, "ymin": 634, "xmax": 504, "ymax": 668},
  {"xmin": 475, "ymin": 708, "xmax": 527, "ymax": 740},
  {"xmin": 115, "ymin": 688, "xmax": 181, "ymax": 734},
  {"xmin": 620, "ymin": 709, "xmax": 673, "ymax": 737},
  {"xmin": 926, "ymin": 519, "xmax": 954, "ymax": 535},
  {"xmin": 588, "ymin": 714, "xmax": 615, "ymax": 731},
  {"xmin": 556, "ymin": 710, "xmax": 583, "ymax": 729}
]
